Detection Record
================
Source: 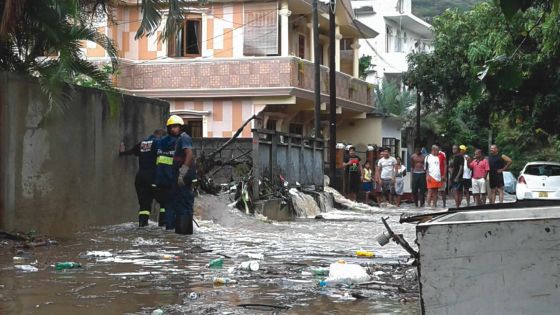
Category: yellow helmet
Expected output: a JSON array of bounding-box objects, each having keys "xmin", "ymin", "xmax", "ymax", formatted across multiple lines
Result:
[{"xmin": 166, "ymin": 115, "xmax": 184, "ymax": 126}]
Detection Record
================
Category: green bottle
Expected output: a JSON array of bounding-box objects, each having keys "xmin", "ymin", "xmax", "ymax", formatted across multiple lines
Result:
[
  {"xmin": 207, "ymin": 258, "xmax": 224, "ymax": 269},
  {"xmin": 55, "ymin": 262, "xmax": 81, "ymax": 270}
]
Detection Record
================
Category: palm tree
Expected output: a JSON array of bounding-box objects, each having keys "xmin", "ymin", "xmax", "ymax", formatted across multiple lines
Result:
[
  {"xmin": 374, "ymin": 79, "xmax": 415, "ymax": 117},
  {"xmin": 0, "ymin": 0, "xmax": 118, "ymax": 111}
]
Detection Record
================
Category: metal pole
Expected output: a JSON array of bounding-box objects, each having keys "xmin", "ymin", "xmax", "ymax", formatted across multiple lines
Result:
[
  {"xmin": 329, "ymin": 0, "xmax": 337, "ymax": 188},
  {"xmin": 416, "ymin": 89, "xmax": 421, "ymax": 147},
  {"xmin": 312, "ymin": 0, "xmax": 321, "ymax": 139}
]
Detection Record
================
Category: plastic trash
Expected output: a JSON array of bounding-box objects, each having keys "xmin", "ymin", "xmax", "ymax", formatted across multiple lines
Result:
[
  {"xmin": 13, "ymin": 257, "xmax": 25, "ymax": 263},
  {"xmin": 160, "ymin": 254, "xmax": 179, "ymax": 260},
  {"xmin": 206, "ymin": 258, "xmax": 224, "ymax": 269},
  {"xmin": 321, "ymin": 260, "xmax": 370, "ymax": 286},
  {"xmin": 15, "ymin": 265, "xmax": 38, "ymax": 272},
  {"xmin": 189, "ymin": 292, "xmax": 198, "ymax": 300},
  {"xmin": 311, "ymin": 267, "xmax": 329, "ymax": 276},
  {"xmin": 86, "ymin": 251, "xmax": 112, "ymax": 257},
  {"xmin": 239, "ymin": 261, "xmax": 259, "ymax": 271},
  {"xmin": 55, "ymin": 262, "xmax": 81, "ymax": 270},
  {"xmin": 356, "ymin": 250, "xmax": 375, "ymax": 258},
  {"xmin": 151, "ymin": 309, "xmax": 164, "ymax": 315},
  {"xmin": 405, "ymin": 268, "xmax": 417, "ymax": 280},
  {"xmin": 240, "ymin": 253, "xmax": 264, "ymax": 260},
  {"xmin": 213, "ymin": 277, "xmax": 237, "ymax": 285}
]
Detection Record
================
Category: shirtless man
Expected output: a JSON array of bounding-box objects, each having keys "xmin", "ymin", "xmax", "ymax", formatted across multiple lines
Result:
[{"xmin": 410, "ymin": 147, "xmax": 427, "ymax": 207}]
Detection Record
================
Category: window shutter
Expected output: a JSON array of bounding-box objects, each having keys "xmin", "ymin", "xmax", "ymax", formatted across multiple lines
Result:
[{"xmin": 243, "ymin": 2, "xmax": 278, "ymax": 56}]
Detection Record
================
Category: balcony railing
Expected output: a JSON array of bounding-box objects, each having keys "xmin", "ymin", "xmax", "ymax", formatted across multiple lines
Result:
[{"xmin": 115, "ymin": 56, "xmax": 374, "ymax": 108}]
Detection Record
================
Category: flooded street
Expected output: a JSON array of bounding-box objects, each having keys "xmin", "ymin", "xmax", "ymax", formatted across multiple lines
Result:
[{"xmin": 0, "ymin": 194, "xmax": 438, "ymax": 315}]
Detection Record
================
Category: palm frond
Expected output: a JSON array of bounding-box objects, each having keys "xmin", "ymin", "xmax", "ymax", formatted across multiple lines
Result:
[{"xmin": 135, "ymin": 0, "xmax": 163, "ymax": 39}]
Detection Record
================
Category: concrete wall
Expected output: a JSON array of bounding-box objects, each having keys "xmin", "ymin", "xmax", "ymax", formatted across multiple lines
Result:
[{"xmin": 0, "ymin": 72, "xmax": 168, "ymax": 236}]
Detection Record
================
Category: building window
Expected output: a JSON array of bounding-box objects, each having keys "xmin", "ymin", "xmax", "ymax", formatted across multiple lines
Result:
[
  {"xmin": 386, "ymin": 26, "xmax": 393, "ymax": 53},
  {"xmin": 382, "ymin": 137, "xmax": 400, "ymax": 157},
  {"xmin": 266, "ymin": 119, "xmax": 277, "ymax": 131},
  {"xmin": 298, "ymin": 34, "xmax": 306, "ymax": 59},
  {"xmin": 185, "ymin": 119, "xmax": 203, "ymax": 138},
  {"xmin": 341, "ymin": 38, "xmax": 353, "ymax": 51},
  {"xmin": 244, "ymin": 1, "xmax": 278, "ymax": 56},
  {"xmin": 396, "ymin": 0, "xmax": 404, "ymax": 13},
  {"xmin": 168, "ymin": 15, "xmax": 201, "ymax": 57},
  {"xmin": 289, "ymin": 123, "xmax": 303, "ymax": 135},
  {"xmin": 395, "ymin": 30, "xmax": 402, "ymax": 52}
]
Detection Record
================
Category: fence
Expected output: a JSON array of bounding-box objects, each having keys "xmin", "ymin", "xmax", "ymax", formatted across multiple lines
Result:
[{"xmin": 252, "ymin": 129, "xmax": 324, "ymax": 199}]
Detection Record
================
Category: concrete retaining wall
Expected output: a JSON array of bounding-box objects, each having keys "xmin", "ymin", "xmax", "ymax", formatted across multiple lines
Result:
[{"xmin": 0, "ymin": 72, "xmax": 168, "ymax": 236}]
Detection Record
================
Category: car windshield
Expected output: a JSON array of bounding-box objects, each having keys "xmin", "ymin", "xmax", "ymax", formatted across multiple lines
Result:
[{"xmin": 524, "ymin": 164, "xmax": 560, "ymax": 176}]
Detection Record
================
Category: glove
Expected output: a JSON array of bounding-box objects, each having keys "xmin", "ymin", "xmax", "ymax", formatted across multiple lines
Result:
[{"xmin": 178, "ymin": 165, "xmax": 189, "ymax": 187}]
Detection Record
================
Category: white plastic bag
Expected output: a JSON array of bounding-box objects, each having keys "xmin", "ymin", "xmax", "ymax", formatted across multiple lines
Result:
[{"xmin": 324, "ymin": 261, "xmax": 370, "ymax": 285}]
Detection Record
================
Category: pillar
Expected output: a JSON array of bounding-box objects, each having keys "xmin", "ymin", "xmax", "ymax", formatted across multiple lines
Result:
[
  {"xmin": 279, "ymin": 0, "xmax": 291, "ymax": 57},
  {"xmin": 352, "ymin": 39, "xmax": 360, "ymax": 77},
  {"xmin": 335, "ymin": 25, "xmax": 341, "ymax": 71}
]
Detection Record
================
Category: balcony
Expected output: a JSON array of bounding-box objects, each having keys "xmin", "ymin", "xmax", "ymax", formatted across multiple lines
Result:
[{"xmin": 115, "ymin": 56, "xmax": 374, "ymax": 112}]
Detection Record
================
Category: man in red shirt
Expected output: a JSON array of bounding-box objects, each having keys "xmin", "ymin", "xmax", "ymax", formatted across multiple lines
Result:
[{"xmin": 469, "ymin": 149, "xmax": 490, "ymax": 206}]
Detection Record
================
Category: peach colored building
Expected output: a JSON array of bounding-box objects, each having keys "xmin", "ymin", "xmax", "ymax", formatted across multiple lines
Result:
[{"xmin": 83, "ymin": 0, "xmax": 377, "ymax": 139}]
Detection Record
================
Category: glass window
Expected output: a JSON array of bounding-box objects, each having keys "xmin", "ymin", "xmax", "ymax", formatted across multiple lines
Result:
[
  {"xmin": 243, "ymin": 1, "xmax": 278, "ymax": 56},
  {"xmin": 168, "ymin": 15, "xmax": 201, "ymax": 57}
]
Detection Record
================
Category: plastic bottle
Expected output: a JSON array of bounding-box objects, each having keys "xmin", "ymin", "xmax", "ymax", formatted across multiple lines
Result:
[
  {"xmin": 239, "ymin": 261, "xmax": 259, "ymax": 271},
  {"xmin": 55, "ymin": 262, "xmax": 81, "ymax": 270},
  {"xmin": 206, "ymin": 258, "xmax": 224, "ymax": 269},
  {"xmin": 213, "ymin": 277, "xmax": 237, "ymax": 285},
  {"xmin": 311, "ymin": 268, "xmax": 329, "ymax": 276},
  {"xmin": 356, "ymin": 250, "xmax": 375, "ymax": 258}
]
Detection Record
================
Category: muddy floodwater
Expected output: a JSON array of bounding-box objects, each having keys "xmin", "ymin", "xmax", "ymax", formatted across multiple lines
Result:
[{"xmin": 0, "ymin": 194, "xmax": 433, "ymax": 315}]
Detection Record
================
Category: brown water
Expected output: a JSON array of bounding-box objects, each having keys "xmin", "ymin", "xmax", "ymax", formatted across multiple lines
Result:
[{"xmin": 0, "ymin": 194, "xmax": 428, "ymax": 315}]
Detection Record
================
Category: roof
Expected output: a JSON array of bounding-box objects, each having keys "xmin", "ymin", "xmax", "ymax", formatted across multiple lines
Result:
[{"xmin": 524, "ymin": 161, "xmax": 560, "ymax": 166}]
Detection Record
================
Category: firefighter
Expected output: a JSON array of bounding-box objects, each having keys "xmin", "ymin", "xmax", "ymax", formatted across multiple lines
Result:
[
  {"xmin": 167, "ymin": 115, "xmax": 196, "ymax": 234},
  {"xmin": 120, "ymin": 129, "xmax": 165, "ymax": 227}
]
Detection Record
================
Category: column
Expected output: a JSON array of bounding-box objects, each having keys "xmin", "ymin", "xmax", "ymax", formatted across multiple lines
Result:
[
  {"xmin": 335, "ymin": 25, "xmax": 341, "ymax": 71},
  {"xmin": 307, "ymin": 20, "xmax": 314, "ymax": 61},
  {"xmin": 352, "ymin": 39, "xmax": 360, "ymax": 77},
  {"xmin": 279, "ymin": 0, "xmax": 291, "ymax": 57}
]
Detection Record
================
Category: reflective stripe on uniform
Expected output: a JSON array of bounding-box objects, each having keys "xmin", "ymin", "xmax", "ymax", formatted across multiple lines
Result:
[
  {"xmin": 159, "ymin": 208, "xmax": 165, "ymax": 213},
  {"xmin": 156, "ymin": 156, "xmax": 173, "ymax": 165},
  {"xmin": 138, "ymin": 210, "xmax": 151, "ymax": 216}
]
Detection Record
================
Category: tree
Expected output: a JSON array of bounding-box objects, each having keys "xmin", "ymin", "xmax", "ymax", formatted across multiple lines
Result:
[
  {"xmin": 0, "ymin": 0, "xmax": 118, "ymax": 111},
  {"xmin": 405, "ymin": 1, "xmax": 560, "ymax": 170}
]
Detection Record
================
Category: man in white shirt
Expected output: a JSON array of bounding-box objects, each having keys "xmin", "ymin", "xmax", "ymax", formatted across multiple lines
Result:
[
  {"xmin": 376, "ymin": 148, "xmax": 397, "ymax": 204},
  {"xmin": 425, "ymin": 145, "xmax": 443, "ymax": 207}
]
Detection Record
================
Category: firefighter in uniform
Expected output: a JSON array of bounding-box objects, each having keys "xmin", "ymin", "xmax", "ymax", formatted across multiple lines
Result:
[
  {"xmin": 120, "ymin": 129, "xmax": 165, "ymax": 227},
  {"xmin": 158, "ymin": 115, "xmax": 196, "ymax": 234},
  {"xmin": 154, "ymin": 119, "xmax": 179, "ymax": 230}
]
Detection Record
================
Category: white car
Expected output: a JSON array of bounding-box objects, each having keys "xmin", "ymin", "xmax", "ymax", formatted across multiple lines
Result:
[{"xmin": 516, "ymin": 162, "xmax": 560, "ymax": 200}]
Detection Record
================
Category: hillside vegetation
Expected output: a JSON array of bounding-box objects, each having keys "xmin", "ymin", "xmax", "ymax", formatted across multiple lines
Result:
[{"xmin": 413, "ymin": 0, "xmax": 483, "ymax": 21}]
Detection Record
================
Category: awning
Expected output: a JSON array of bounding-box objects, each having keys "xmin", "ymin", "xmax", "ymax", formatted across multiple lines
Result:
[{"xmin": 384, "ymin": 14, "xmax": 433, "ymax": 39}]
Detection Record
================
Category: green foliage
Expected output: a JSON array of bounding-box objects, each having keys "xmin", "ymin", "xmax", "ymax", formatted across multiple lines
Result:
[
  {"xmin": 413, "ymin": 0, "xmax": 482, "ymax": 22},
  {"xmin": 358, "ymin": 55, "xmax": 372, "ymax": 80},
  {"xmin": 375, "ymin": 79, "xmax": 415, "ymax": 117},
  {"xmin": 405, "ymin": 1, "xmax": 560, "ymax": 170},
  {"xmin": 0, "ymin": 0, "xmax": 118, "ymax": 112}
]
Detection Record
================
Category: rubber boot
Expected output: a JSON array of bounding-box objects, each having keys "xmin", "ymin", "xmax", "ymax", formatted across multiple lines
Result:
[
  {"xmin": 175, "ymin": 214, "xmax": 193, "ymax": 235},
  {"xmin": 158, "ymin": 208, "xmax": 166, "ymax": 227},
  {"xmin": 139, "ymin": 214, "xmax": 149, "ymax": 227}
]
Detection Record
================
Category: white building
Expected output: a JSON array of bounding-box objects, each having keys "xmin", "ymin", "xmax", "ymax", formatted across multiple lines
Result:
[{"xmin": 352, "ymin": 0, "xmax": 433, "ymax": 85}]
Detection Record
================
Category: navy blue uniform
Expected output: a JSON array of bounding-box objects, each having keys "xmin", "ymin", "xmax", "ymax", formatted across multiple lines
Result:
[
  {"xmin": 121, "ymin": 135, "xmax": 161, "ymax": 226},
  {"xmin": 167, "ymin": 132, "xmax": 196, "ymax": 233},
  {"xmin": 153, "ymin": 134, "xmax": 179, "ymax": 228}
]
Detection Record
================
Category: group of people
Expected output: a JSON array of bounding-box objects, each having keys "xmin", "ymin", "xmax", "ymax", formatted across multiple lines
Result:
[
  {"xmin": 119, "ymin": 115, "xmax": 197, "ymax": 234},
  {"xmin": 344, "ymin": 143, "xmax": 513, "ymax": 209},
  {"xmin": 411, "ymin": 144, "xmax": 512, "ymax": 208},
  {"xmin": 344, "ymin": 147, "xmax": 407, "ymax": 207}
]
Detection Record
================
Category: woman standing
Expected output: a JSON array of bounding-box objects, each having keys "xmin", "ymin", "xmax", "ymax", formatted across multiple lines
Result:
[{"xmin": 393, "ymin": 157, "xmax": 407, "ymax": 207}]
